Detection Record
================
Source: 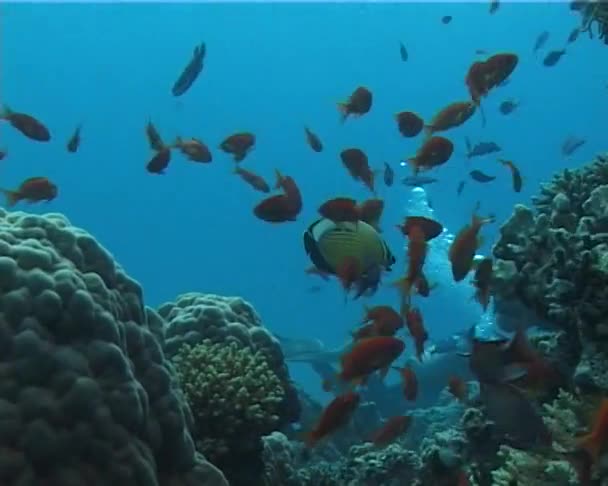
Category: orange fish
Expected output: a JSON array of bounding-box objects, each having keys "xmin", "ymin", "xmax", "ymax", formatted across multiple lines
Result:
[
  {"xmin": 305, "ymin": 392, "xmax": 360, "ymax": 447},
  {"xmin": 499, "ymin": 159, "xmax": 522, "ymax": 192},
  {"xmin": 394, "ymin": 216, "xmax": 443, "ymax": 299},
  {"xmin": 404, "ymin": 307, "xmax": 428, "ymax": 361},
  {"xmin": 449, "ymin": 205, "xmax": 494, "ymax": 282},
  {"xmin": 335, "ymin": 336, "xmax": 405, "ymax": 387},
  {"xmin": 336, "ymin": 256, "xmax": 363, "ymax": 296},
  {"xmin": 340, "ymin": 148, "xmax": 375, "ymax": 193},
  {"xmin": 0, "ymin": 106, "xmax": 50, "ymax": 142},
  {"xmin": 395, "ymin": 366, "xmax": 418, "ymax": 401},
  {"xmin": 274, "ymin": 170, "xmax": 302, "ymax": 215},
  {"xmin": 304, "ymin": 126, "xmax": 323, "ymax": 152},
  {"xmin": 406, "ymin": 136, "xmax": 454, "ymax": 175},
  {"xmin": 146, "ymin": 147, "xmax": 171, "ymax": 174},
  {"xmin": 472, "ymin": 257, "xmax": 493, "ymax": 311},
  {"xmin": 362, "ymin": 305, "xmax": 403, "ymax": 335},
  {"xmin": 395, "ymin": 111, "xmax": 424, "ymax": 137},
  {"xmin": 369, "ymin": 415, "xmax": 412, "ymax": 447},
  {"xmin": 318, "ymin": 197, "xmax": 360, "ymax": 223},
  {"xmin": 577, "ymin": 398, "xmax": 608, "ymax": 463},
  {"xmin": 337, "ymin": 86, "xmax": 373, "ymax": 122},
  {"xmin": 173, "ymin": 137, "xmax": 212, "ymax": 163},
  {"xmin": 66, "ymin": 124, "xmax": 82, "ymax": 153},
  {"xmin": 448, "ymin": 375, "xmax": 468, "ymax": 402},
  {"xmin": 465, "ymin": 53, "xmax": 518, "ymax": 104},
  {"xmin": 145, "ymin": 120, "xmax": 164, "ymax": 151},
  {"xmin": 219, "ymin": 132, "xmax": 255, "ymax": 162},
  {"xmin": 253, "ymin": 195, "xmax": 297, "ymax": 223},
  {"xmin": 1, "ymin": 177, "xmax": 58, "ymax": 207},
  {"xmin": 425, "ymin": 101, "xmax": 476, "ymax": 136},
  {"xmin": 358, "ymin": 198, "xmax": 384, "ymax": 231},
  {"xmin": 234, "ymin": 166, "xmax": 270, "ymax": 193}
]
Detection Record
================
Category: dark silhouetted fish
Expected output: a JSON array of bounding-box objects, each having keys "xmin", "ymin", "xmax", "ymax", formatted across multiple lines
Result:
[
  {"xmin": 402, "ymin": 175, "xmax": 438, "ymax": 186},
  {"xmin": 533, "ymin": 31, "xmax": 550, "ymax": 54},
  {"xmin": 384, "ymin": 162, "xmax": 394, "ymax": 187},
  {"xmin": 489, "ymin": 0, "xmax": 500, "ymax": 14},
  {"xmin": 465, "ymin": 137, "xmax": 501, "ymax": 159},
  {"xmin": 561, "ymin": 136, "xmax": 586, "ymax": 156},
  {"xmin": 499, "ymin": 99, "xmax": 519, "ymax": 115},
  {"xmin": 567, "ymin": 27, "xmax": 580, "ymax": 44},
  {"xmin": 543, "ymin": 49, "xmax": 566, "ymax": 67},
  {"xmin": 399, "ymin": 42, "xmax": 408, "ymax": 62},
  {"xmin": 469, "ymin": 170, "xmax": 496, "ymax": 183},
  {"xmin": 457, "ymin": 180, "xmax": 465, "ymax": 196},
  {"xmin": 172, "ymin": 42, "xmax": 206, "ymax": 97},
  {"xmin": 480, "ymin": 383, "xmax": 552, "ymax": 448},
  {"xmin": 441, "ymin": 15, "xmax": 452, "ymax": 24}
]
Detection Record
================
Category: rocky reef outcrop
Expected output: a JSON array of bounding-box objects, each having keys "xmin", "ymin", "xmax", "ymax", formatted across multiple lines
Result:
[{"xmin": 0, "ymin": 209, "xmax": 227, "ymax": 486}]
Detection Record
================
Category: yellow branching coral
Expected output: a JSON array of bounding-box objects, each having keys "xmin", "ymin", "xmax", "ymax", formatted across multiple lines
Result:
[{"xmin": 172, "ymin": 340, "xmax": 285, "ymax": 460}]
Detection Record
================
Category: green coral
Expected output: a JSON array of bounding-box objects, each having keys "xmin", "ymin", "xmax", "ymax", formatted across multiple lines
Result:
[{"xmin": 172, "ymin": 340, "xmax": 285, "ymax": 461}]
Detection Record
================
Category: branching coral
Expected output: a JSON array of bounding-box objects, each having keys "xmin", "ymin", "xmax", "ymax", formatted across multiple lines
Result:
[
  {"xmin": 574, "ymin": 0, "xmax": 608, "ymax": 44},
  {"xmin": 172, "ymin": 340, "xmax": 285, "ymax": 462}
]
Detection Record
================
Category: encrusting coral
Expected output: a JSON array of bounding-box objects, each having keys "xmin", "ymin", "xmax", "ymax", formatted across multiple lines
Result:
[
  {"xmin": 171, "ymin": 339, "xmax": 285, "ymax": 461},
  {"xmin": 0, "ymin": 209, "xmax": 227, "ymax": 486}
]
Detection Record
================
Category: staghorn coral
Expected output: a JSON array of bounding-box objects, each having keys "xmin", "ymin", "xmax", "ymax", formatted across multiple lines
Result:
[
  {"xmin": 0, "ymin": 209, "xmax": 226, "ymax": 486},
  {"xmin": 171, "ymin": 340, "xmax": 285, "ymax": 462}
]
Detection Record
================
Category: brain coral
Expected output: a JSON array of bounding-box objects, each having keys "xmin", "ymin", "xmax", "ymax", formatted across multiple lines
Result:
[
  {"xmin": 158, "ymin": 292, "xmax": 300, "ymax": 485},
  {"xmin": 0, "ymin": 209, "xmax": 227, "ymax": 486}
]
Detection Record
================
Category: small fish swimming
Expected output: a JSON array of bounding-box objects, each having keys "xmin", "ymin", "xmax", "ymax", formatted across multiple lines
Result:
[
  {"xmin": 172, "ymin": 42, "xmax": 206, "ymax": 97},
  {"xmin": 543, "ymin": 49, "xmax": 566, "ymax": 67},
  {"xmin": 567, "ymin": 27, "xmax": 581, "ymax": 44},
  {"xmin": 0, "ymin": 177, "xmax": 58, "ymax": 206},
  {"xmin": 457, "ymin": 180, "xmax": 465, "ymax": 196},
  {"xmin": 145, "ymin": 120, "xmax": 165, "ymax": 152},
  {"xmin": 383, "ymin": 162, "xmax": 394, "ymax": 187},
  {"xmin": 0, "ymin": 106, "xmax": 50, "ymax": 142},
  {"xmin": 337, "ymin": 86, "xmax": 373, "ymax": 122},
  {"xmin": 465, "ymin": 137, "xmax": 501, "ymax": 159},
  {"xmin": 533, "ymin": 31, "xmax": 550, "ymax": 54},
  {"xmin": 561, "ymin": 136, "xmax": 586, "ymax": 156},
  {"xmin": 399, "ymin": 42, "xmax": 408, "ymax": 62},
  {"xmin": 441, "ymin": 15, "xmax": 452, "ymax": 24},
  {"xmin": 66, "ymin": 124, "xmax": 82, "ymax": 153},
  {"xmin": 489, "ymin": 0, "xmax": 500, "ymax": 14},
  {"xmin": 499, "ymin": 99, "xmax": 519, "ymax": 115},
  {"xmin": 469, "ymin": 170, "xmax": 496, "ymax": 183},
  {"xmin": 304, "ymin": 127, "xmax": 323, "ymax": 152},
  {"xmin": 402, "ymin": 175, "xmax": 439, "ymax": 187},
  {"xmin": 146, "ymin": 147, "xmax": 171, "ymax": 174}
]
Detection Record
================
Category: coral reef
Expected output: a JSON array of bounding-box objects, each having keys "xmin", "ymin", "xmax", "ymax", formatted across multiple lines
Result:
[
  {"xmin": 172, "ymin": 340, "xmax": 285, "ymax": 461},
  {"xmin": 0, "ymin": 209, "xmax": 227, "ymax": 486},
  {"xmin": 572, "ymin": 0, "xmax": 608, "ymax": 45},
  {"xmin": 159, "ymin": 292, "xmax": 300, "ymax": 485}
]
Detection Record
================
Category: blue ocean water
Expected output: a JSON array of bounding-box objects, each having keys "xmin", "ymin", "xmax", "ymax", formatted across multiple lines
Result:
[{"xmin": 1, "ymin": 1, "xmax": 605, "ymax": 402}]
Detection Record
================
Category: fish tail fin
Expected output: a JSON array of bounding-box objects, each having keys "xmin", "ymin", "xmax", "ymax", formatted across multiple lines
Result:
[
  {"xmin": 273, "ymin": 169, "xmax": 284, "ymax": 190},
  {"xmin": 479, "ymin": 102, "xmax": 487, "ymax": 127},
  {"xmin": 0, "ymin": 188, "xmax": 19, "ymax": 207},
  {"xmin": 171, "ymin": 136, "xmax": 183, "ymax": 149},
  {"xmin": 337, "ymin": 102, "xmax": 349, "ymax": 123}
]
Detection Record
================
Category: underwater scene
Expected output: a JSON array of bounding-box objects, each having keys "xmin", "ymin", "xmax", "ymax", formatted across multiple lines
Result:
[{"xmin": 1, "ymin": 1, "xmax": 608, "ymax": 485}]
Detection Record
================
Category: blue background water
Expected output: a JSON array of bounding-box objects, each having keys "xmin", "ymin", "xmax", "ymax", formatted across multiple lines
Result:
[{"xmin": 1, "ymin": 1, "xmax": 605, "ymax": 401}]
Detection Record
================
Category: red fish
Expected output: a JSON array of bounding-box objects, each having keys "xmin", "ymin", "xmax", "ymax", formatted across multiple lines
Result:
[
  {"xmin": 0, "ymin": 105, "xmax": 50, "ymax": 142},
  {"xmin": 219, "ymin": 132, "xmax": 255, "ymax": 162},
  {"xmin": 274, "ymin": 170, "xmax": 302, "ymax": 215},
  {"xmin": 173, "ymin": 137, "xmax": 212, "ymax": 163},
  {"xmin": 395, "ymin": 111, "xmax": 424, "ymax": 137},
  {"xmin": 472, "ymin": 257, "xmax": 493, "ymax": 311},
  {"xmin": 404, "ymin": 307, "xmax": 428, "ymax": 361},
  {"xmin": 1, "ymin": 177, "xmax": 58, "ymax": 206},
  {"xmin": 304, "ymin": 126, "xmax": 323, "ymax": 152},
  {"xmin": 234, "ymin": 166, "xmax": 270, "ymax": 193},
  {"xmin": 337, "ymin": 86, "xmax": 373, "ymax": 122},
  {"xmin": 146, "ymin": 147, "xmax": 172, "ymax": 174},
  {"xmin": 253, "ymin": 195, "xmax": 297, "ymax": 223},
  {"xmin": 578, "ymin": 399, "xmax": 608, "ymax": 463},
  {"xmin": 340, "ymin": 148, "xmax": 375, "ymax": 193},
  {"xmin": 369, "ymin": 415, "xmax": 412, "ymax": 446},
  {"xmin": 335, "ymin": 336, "xmax": 405, "ymax": 387},
  {"xmin": 406, "ymin": 136, "xmax": 454, "ymax": 175},
  {"xmin": 448, "ymin": 375, "xmax": 468, "ymax": 402},
  {"xmin": 394, "ymin": 216, "xmax": 443, "ymax": 299},
  {"xmin": 465, "ymin": 53, "xmax": 518, "ymax": 104},
  {"xmin": 425, "ymin": 101, "xmax": 476, "ymax": 136},
  {"xmin": 336, "ymin": 256, "xmax": 363, "ymax": 296},
  {"xmin": 305, "ymin": 392, "xmax": 360, "ymax": 447},
  {"xmin": 318, "ymin": 197, "xmax": 360, "ymax": 223},
  {"xmin": 145, "ymin": 120, "xmax": 165, "ymax": 151},
  {"xmin": 449, "ymin": 206, "xmax": 494, "ymax": 281},
  {"xmin": 358, "ymin": 198, "xmax": 384, "ymax": 231},
  {"xmin": 395, "ymin": 366, "xmax": 418, "ymax": 401},
  {"xmin": 360, "ymin": 305, "xmax": 403, "ymax": 337}
]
